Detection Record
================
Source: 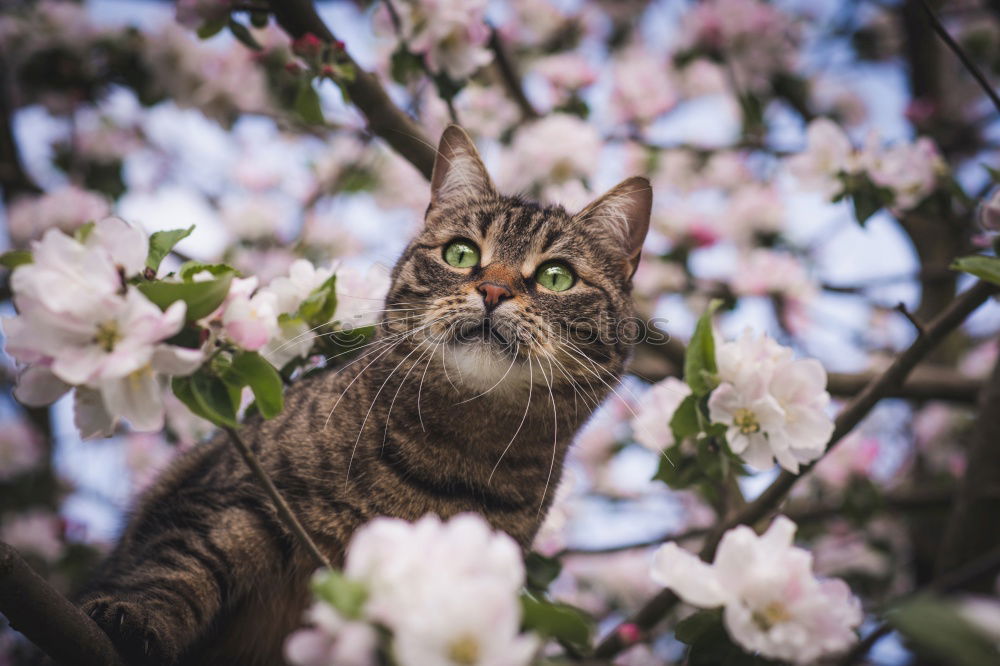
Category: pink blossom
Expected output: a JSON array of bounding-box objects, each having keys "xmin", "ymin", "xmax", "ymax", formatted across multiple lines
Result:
[
  {"xmin": 533, "ymin": 52, "xmax": 598, "ymax": 106},
  {"xmin": 979, "ymin": 188, "xmax": 1000, "ymax": 232},
  {"xmin": 0, "ymin": 421, "xmax": 43, "ymax": 480},
  {"xmin": 6, "ymin": 186, "xmax": 111, "ymax": 246},
  {"xmin": 1, "ymin": 510, "xmax": 64, "ymax": 562},
  {"xmin": 610, "ymin": 47, "xmax": 678, "ymax": 124},
  {"xmin": 376, "ymin": 0, "xmax": 493, "ymax": 80},
  {"xmin": 500, "ymin": 114, "xmax": 602, "ymax": 192}
]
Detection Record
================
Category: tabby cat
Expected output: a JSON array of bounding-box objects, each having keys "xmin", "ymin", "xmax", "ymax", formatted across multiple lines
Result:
[{"xmin": 78, "ymin": 126, "xmax": 651, "ymax": 665}]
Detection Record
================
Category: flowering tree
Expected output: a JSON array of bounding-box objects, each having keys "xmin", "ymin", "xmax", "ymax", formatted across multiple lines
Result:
[{"xmin": 1, "ymin": 0, "xmax": 1000, "ymax": 664}]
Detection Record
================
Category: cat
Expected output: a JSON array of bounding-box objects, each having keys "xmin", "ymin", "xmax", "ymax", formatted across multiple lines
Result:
[{"xmin": 77, "ymin": 125, "xmax": 651, "ymax": 666}]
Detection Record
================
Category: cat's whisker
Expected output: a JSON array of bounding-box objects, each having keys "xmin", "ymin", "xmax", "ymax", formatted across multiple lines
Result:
[
  {"xmin": 535, "ymin": 354, "xmax": 560, "ymax": 516},
  {"xmin": 382, "ymin": 337, "xmax": 435, "ymax": 451},
  {"xmin": 488, "ymin": 352, "xmax": 533, "ymax": 486},
  {"xmin": 558, "ymin": 342, "xmax": 640, "ymax": 421},
  {"xmin": 322, "ymin": 316, "xmax": 449, "ymax": 430},
  {"xmin": 416, "ymin": 339, "xmax": 437, "ymax": 432},
  {"xmin": 345, "ymin": 336, "xmax": 431, "ymax": 487}
]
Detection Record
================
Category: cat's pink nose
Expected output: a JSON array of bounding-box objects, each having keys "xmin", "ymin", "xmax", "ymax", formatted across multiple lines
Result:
[{"xmin": 477, "ymin": 281, "xmax": 513, "ymax": 311}]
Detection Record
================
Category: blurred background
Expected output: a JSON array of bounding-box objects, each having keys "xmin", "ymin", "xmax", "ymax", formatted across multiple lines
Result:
[{"xmin": 1, "ymin": 0, "xmax": 1000, "ymax": 663}]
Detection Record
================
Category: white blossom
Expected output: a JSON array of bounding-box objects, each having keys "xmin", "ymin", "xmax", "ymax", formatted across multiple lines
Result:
[
  {"xmin": 500, "ymin": 114, "xmax": 602, "ymax": 193},
  {"xmin": 288, "ymin": 514, "xmax": 537, "ymax": 666},
  {"xmin": 631, "ymin": 377, "xmax": 691, "ymax": 452},
  {"xmin": 708, "ymin": 329, "xmax": 833, "ymax": 472},
  {"xmin": 651, "ymin": 516, "xmax": 861, "ymax": 664},
  {"xmin": 3, "ymin": 219, "xmax": 203, "ymax": 437},
  {"xmin": 378, "ymin": 0, "xmax": 493, "ymax": 80}
]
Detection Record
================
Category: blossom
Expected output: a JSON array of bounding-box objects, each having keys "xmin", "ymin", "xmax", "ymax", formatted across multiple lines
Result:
[
  {"xmin": 678, "ymin": 0, "xmax": 800, "ymax": 92},
  {"xmin": 3, "ymin": 218, "xmax": 204, "ymax": 437},
  {"xmin": 860, "ymin": 134, "xmax": 943, "ymax": 210},
  {"xmin": 609, "ymin": 47, "xmax": 677, "ymax": 124},
  {"xmin": 378, "ymin": 0, "xmax": 493, "ymax": 80},
  {"xmin": 786, "ymin": 118, "xmax": 855, "ymax": 198},
  {"xmin": 729, "ymin": 249, "xmax": 817, "ymax": 310},
  {"xmin": 219, "ymin": 195, "xmax": 290, "ymax": 241},
  {"xmin": 286, "ymin": 603, "xmax": 377, "ymax": 666},
  {"xmin": 1, "ymin": 510, "xmax": 64, "ymax": 562},
  {"xmin": 222, "ymin": 277, "xmax": 278, "ymax": 352},
  {"xmin": 288, "ymin": 514, "xmax": 537, "ymax": 666},
  {"xmin": 6, "ymin": 186, "xmax": 112, "ymax": 245},
  {"xmin": 533, "ymin": 52, "xmax": 598, "ymax": 106},
  {"xmin": 0, "ymin": 421, "xmax": 44, "ymax": 480},
  {"xmin": 789, "ymin": 118, "xmax": 944, "ymax": 211},
  {"xmin": 500, "ymin": 114, "xmax": 602, "ymax": 193},
  {"xmin": 707, "ymin": 329, "xmax": 833, "ymax": 472},
  {"xmin": 631, "ymin": 377, "xmax": 691, "ymax": 452},
  {"xmin": 979, "ymin": 188, "xmax": 1000, "ymax": 232},
  {"xmin": 651, "ymin": 516, "xmax": 861, "ymax": 664}
]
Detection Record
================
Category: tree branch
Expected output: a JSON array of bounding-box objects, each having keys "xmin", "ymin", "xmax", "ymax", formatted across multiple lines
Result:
[
  {"xmin": 487, "ymin": 26, "xmax": 539, "ymax": 121},
  {"xmin": 631, "ymin": 326, "xmax": 985, "ymax": 404},
  {"xmin": 559, "ymin": 487, "xmax": 954, "ymax": 558},
  {"xmin": 268, "ymin": 0, "xmax": 436, "ymax": 180},
  {"xmin": 0, "ymin": 541, "xmax": 126, "ymax": 666},
  {"xmin": 224, "ymin": 427, "xmax": 331, "ymax": 570},
  {"xmin": 920, "ymin": 0, "xmax": 1000, "ymax": 115},
  {"xmin": 595, "ymin": 280, "xmax": 997, "ymax": 658},
  {"xmin": 0, "ymin": 50, "xmax": 41, "ymax": 204}
]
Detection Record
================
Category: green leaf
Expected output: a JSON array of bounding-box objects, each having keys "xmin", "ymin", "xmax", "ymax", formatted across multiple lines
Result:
[
  {"xmin": 653, "ymin": 449, "xmax": 701, "ymax": 489},
  {"xmin": 888, "ymin": 595, "xmax": 1000, "ymax": 666},
  {"xmin": 137, "ymin": 273, "xmax": 234, "ymax": 322},
  {"xmin": 669, "ymin": 394, "xmax": 701, "ymax": 443},
  {"xmin": 172, "ymin": 370, "xmax": 239, "ymax": 428},
  {"xmin": 311, "ymin": 569, "xmax": 368, "ymax": 620},
  {"xmin": 189, "ymin": 369, "xmax": 240, "ymax": 427},
  {"xmin": 297, "ymin": 275, "xmax": 337, "ymax": 327},
  {"xmin": 675, "ymin": 608, "xmax": 723, "ymax": 645},
  {"xmin": 685, "ymin": 300, "xmax": 722, "ymax": 397},
  {"xmin": 229, "ymin": 351, "xmax": 284, "ymax": 419},
  {"xmin": 983, "ymin": 163, "xmax": 1000, "ymax": 184},
  {"xmin": 146, "ymin": 226, "xmax": 194, "ymax": 272},
  {"xmin": 840, "ymin": 172, "xmax": 895, "ymax": 226},
  {"xmin": 177, "ymin": 261, "xmax": 238, "ymax": 281},
  {"xmin": 0, "ymin": 249, "xmax": 32, "ymax": 269},
  {"xmin": 519, "ymin": 593, "xmax": 592, "ymax": 654},
  {"xmin": 952, "ymin": 255, "xmax": 1000, "ymax": 286},
  {"xmin": 390, "ymin": 46, "xmax": 423, "ymax": 84},
  {"xmin": 524, "ymin": 552, "xmax": 562, "ymax": 592},
  {"xmin": 294, "ymin": 77, "xmax": 324, "ymax": 125},
  {"xmin": 228, "ymin": 18, "xmax": 262, "ymax": 51},
  {"xmin": 197, "ymin": 17, "xmax": 227, "ymax": 39}
]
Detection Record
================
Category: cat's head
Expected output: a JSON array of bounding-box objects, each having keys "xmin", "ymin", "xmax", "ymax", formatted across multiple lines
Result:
[{"xmin": 384, "ymin": 125, "xmax": 651, "ymax": 394}]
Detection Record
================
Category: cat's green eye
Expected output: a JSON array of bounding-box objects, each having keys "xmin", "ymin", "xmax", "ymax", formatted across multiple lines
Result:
[
  {"xmin": 443, "ymin": 240, "xmax": 480, "ymax": 268},
  {"xmin": 535, "ymin": 261, "xmax": 575, "ymax": 292}
]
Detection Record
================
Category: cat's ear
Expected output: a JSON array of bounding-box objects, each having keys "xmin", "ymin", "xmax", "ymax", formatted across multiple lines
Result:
[
  {"xmin": 573, "ymin": 176, "xmax": 651, "ymax": 279},
  {"xmin": 429, "ymin": 125, "xmax": 496, "ymax": 208}
]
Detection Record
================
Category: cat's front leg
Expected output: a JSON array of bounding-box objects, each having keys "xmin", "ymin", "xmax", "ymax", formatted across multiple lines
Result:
[{"xmin": 80, "ymin": 503, "xmax": 290, "ymax": 665}]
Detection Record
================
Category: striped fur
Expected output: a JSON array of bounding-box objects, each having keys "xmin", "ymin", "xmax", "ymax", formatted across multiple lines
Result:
[{"xmin": 78, "ymin": 126, "xmax": 651, "ymax": 665}]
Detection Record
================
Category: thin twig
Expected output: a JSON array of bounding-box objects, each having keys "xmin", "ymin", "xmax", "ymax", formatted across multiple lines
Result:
[
  {"xmin": 841, "ymin": 543, "xmax": 1000, "ymax": 664},
  {"xmin": 224, "ymin": 427, "xmax": 331, "ymax": 569},
  {"xmin": 895, "ymin": 302, "xmax": 927, "ymax": 336},
  {"xmin": 595, "ymin": 280, "xmax": 997, "ymax": 659},
  {"xmin": 920, "ymin": 0, "xmax": 1000, "ymax": 115}
]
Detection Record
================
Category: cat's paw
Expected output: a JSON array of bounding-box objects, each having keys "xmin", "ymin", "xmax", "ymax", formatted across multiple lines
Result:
[{"xmin": 81, "ymin": 595, "xmax": 182, "ymax": 666}]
